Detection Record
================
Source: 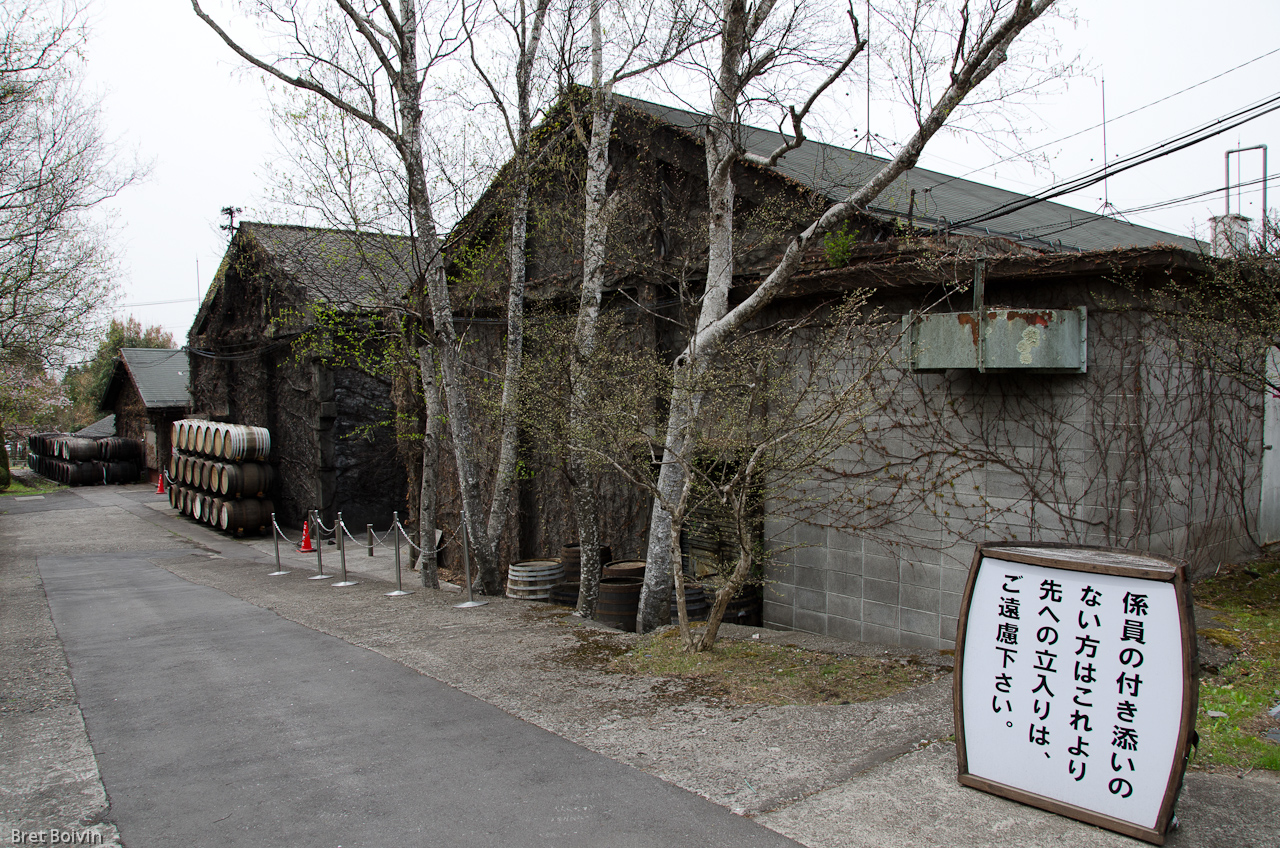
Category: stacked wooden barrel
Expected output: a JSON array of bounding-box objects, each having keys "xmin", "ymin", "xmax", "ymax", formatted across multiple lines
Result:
[
  {"xmin": 167, "ymin": 419, "xmax": 275, "ymax": 536},
  {"xmin": 26, "ymin": 432, "xmax": 142, "ymax": 486}
]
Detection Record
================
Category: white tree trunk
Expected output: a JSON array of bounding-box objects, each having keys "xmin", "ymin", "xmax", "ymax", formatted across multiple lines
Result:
[
  {"xmin": 415, "ymin": 343, "xmax": 440, "ymax": 588},
  {"xmin": 571, "ymin": 9, "xmax": 616, "ymax": 619}
]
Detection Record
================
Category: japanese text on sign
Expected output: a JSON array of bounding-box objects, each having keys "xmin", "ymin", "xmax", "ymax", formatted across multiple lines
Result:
[{"xmin": 960, "ymin": 558, "xmax": 1184, "ymax": 829}]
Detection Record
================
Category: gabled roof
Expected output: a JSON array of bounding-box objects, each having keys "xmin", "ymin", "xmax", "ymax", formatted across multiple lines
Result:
[
  {"xmin": 102, "ymin": 348, "xmax": 191, "ymax": 410},
  {"xmin": 618, "ymin": 97, "xmax": 1203, "ymax": 255},
  {"xmin": 237, "ymin": 222, "xmax": 421, "ymax": 309},
  {"xmin": 74, "ymin": 414, "xmax": 115, "ymax": 439}
]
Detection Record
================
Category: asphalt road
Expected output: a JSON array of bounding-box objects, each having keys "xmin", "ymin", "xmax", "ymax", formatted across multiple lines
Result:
[{"xmin": 39, "ymin": 548, "xmax": 801, "ymax": 848}]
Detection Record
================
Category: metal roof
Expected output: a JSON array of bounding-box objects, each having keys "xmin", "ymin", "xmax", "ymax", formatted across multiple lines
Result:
[
  {"xmin": 619, "ymin": 97, "xmax": 1203, "ymax": 254},
  {"xmin": 118, "ymin": 348, "xmax": 191, "ymax": 409}
]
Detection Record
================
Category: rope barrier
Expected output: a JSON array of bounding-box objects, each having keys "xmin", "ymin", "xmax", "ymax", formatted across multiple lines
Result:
[
  {"xmin": 271, "ymin": 514, "xmax": 299, "ymax": 547},
  {"xmin": 164, "ymin": 491, "xmax": 476, "ymax": 603}
]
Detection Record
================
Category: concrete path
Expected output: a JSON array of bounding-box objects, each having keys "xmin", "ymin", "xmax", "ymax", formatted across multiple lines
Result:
[{"xmin": 37, "ymin": 545, "xmax": 799, "ymax": 847}]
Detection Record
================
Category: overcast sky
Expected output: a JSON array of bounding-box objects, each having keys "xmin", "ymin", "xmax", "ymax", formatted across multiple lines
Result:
[{"xmin": 80, "ymin": 0, "xmax": 1280, "ymax": 344}]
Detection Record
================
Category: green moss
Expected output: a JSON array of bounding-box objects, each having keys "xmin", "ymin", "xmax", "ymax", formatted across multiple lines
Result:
[{"xmin": 1192, "ymin": 561, "xmax": 1280, "ymax": 771}]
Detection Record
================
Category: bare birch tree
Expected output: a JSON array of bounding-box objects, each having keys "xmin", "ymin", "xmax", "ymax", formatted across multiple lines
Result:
[
  {"xmin": 560, "ymin": 0, "xmax": 707, "ymax": 617},
  {"xmin": 636, "ymin": 0, "xmax": 1059, "ymax": 632},
  {"xmin": 194, "ymin": 0, "xmax": 542, "ymax": 593}
]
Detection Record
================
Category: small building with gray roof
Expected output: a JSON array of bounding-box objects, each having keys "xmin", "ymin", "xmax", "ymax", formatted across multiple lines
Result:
[{"xmin": 101, "ymin": 347, "xmax": 192, "ymax": 481}]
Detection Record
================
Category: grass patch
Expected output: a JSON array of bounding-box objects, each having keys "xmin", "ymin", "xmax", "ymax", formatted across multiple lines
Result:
[
  {"xmin": 0, "ymin": 475, "xmax": 66, "ymax": 497},
  {"xmin": 612, "ymin": 627, "xmax": 944, "ymax": 706},
  {"xmin": 1192, "ymin": 557, "xmax": 1280, "ymax": 772}
]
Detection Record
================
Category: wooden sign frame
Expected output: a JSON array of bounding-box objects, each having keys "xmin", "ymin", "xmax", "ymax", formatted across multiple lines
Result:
[{"xmin": 953, "ymin": 542, "xmax": 1198, "ymax": 845}]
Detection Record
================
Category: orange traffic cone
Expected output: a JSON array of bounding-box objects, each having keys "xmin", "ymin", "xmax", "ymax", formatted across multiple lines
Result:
[
  {"xmin": 297, "ymin": 518, "xmax": 316, "ymax": 553},
  {"xmin": 156, "ymin": 472, "xmax": 166, "ymax": 495}
]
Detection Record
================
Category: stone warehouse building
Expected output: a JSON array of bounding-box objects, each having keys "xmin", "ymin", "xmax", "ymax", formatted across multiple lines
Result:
[
  {"xmin": 187, "ymin": 223, "xmax": 412, "ymax": 529},
  {"xmin": 454, "ymin": 92, "xmax": 1259, "ymax": 647}
]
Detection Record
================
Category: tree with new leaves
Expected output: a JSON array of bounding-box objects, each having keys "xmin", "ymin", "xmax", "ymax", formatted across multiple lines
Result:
[
  {"xmin": 635, "ymin": 0, "xmax": 1061, "ymax": 633},
  {"xmin": 62, "ymin": 316, "xmax": 176, "ymax": 429},
  {"xmin": 0, "ymin": 2, "xmax": 138, "ymax": 490}
]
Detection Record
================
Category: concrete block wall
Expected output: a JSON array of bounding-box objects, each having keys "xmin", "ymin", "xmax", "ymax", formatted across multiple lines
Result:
[{"xmin": 761, "ymin": 300, "xmax": 1263, "ymax": 649}]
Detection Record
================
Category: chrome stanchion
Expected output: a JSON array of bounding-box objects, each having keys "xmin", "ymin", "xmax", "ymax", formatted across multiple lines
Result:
[
  {"xmin": 308, "ymin": 511, "xmax": 333, "ymax": 580},
  {"xmin": 454, "ymin": 520, "xmax": 487, "ymax": 608},
  {"xmin": 386, "ymin": 512, "xmax": 413, "ymax": 596},
  {"xmin": 269, "ymin": 512, "xmax": 290, "ymax": 576},
  {"xmin": 333, "ymin": 511, "xmax": 358, "ymax": 587},
  {"xmin": 366, "ymin": 524, "xmax": 374, "ymax": 557}
]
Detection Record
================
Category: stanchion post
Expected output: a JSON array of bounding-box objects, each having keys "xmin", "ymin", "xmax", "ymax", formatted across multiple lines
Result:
[
  {"xmin": 308, "ymin": 510, "xmax": 333, "ymax": 580},
  {"xmin": 367, "ymin": 524, "xmax": 374, "ymax": 557},
  {"xmin": 387, "ymin": 513, "xmax": 413, "ymax": 596},
  {"xmin": 269, "ymin": 512, "xmax": 290, "ymax": 576},
  {"xmin": 454, "ymin": 520, "xmax": 487, "ymax": 608},
  {"xmin": 333, "ymin": 511, "xmax": 358, "ymax": 587}
]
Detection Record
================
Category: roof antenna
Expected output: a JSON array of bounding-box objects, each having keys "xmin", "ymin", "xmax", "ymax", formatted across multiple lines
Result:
[
  {"xmin": 865, "ymin": 0, "xmax": 871, "ymax": 155},
  {"xmin": 220, "ymin": 206, "xmax": 243, "ymax": 235},
  {"xmin": 1097, "ymin": 78, "xmax": 1128, "ymax": 222}
]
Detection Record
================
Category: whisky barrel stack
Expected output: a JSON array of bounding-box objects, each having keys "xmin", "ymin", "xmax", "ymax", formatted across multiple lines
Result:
[
  {"xmin": 26, "ymin": 432, "xmax": 142, "ymax": 486},
  {"xmin": 167, "ymin": 419, "xmax": 275, "ymax": 536}
]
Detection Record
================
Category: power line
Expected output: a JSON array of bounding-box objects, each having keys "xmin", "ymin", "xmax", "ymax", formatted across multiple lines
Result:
[
  {"xmin": 116, "ymin": 300, "xmax": 195, "ymax": 308},
  {"xmin": 949, "ymin": 92, "xmax": 1280, "ymax": 229},
  {"xmin": 930, "ymin": 45, "xmax": 1280, "ymax": 190}
]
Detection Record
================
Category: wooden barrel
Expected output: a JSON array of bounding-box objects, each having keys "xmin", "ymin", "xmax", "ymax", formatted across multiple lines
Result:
[
  {"xmin": 67, "ymin": 461, "xmax": 99, "ymax": 486},
  {"xmin": 558, "ymin": 544, "xmax": 614, "ymax": 582},
  {"xmin": 207, "ymin": 497, "xmax": 225, "ymax": 527},
  {"xmin": 63, "ymin": 437, "xmax": 98, "ymax": 462},
  {"xmin": 559, "ymin": 545, "xmax": 581, "ymax": 581},
  {"xmin": 220, "ymin": 498, "xmax": 274, "ymax": 535},
  {"xmin": 168, "ymin": 482, "xmax": 181, "ymax": 510},
  {"xmin": 102, "ymin": 460, "xmax": 138, "ymax": 484},
  {"xmin": 98, "ymin": 437, "xmax": 140, "ymax": 461},
  {"xmin": 505, "ymin": 560, "xmax": 565, "ymax": 601},
  {"xmin": 28, "ymin": 432, "xmax": 61, "ymax": 456},
  {"xmin": 723, "ymin": 587, "xmax": 763, "ymax": 627},
  {"xmin": 603, "ymin": 560, "xmax": 646, "ymax": 580},
  {"xmin": 671, "ymin": 584, "xmax": 710, "ymax": 622},
  {"xmin": 210, "ymin": 423, "xmax": 226, "ymax": 459},
  {"xmin": 219, "ymin": 463, "xmax": 275, "ymax": 498},
  {"xmin": 169, "ymin": 453, "xmax": 180, "ymax": 481},
  {"xmin": 180, "ymin": 420, "xmax": 197, "ymax": 452},
  {"xmin": 594, "ymin": 577, "xmax": 643, "ymax": 632},
  {"xmin": 549, "ymin": 581, "xmax": 580, "ymax": 607},
  {"xmin": 221, "ymin": 425, "xmax": 271, "ymax": 462}
]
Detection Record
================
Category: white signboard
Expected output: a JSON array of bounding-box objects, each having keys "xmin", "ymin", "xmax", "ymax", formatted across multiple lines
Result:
[{"xmin": 955, "ymin": 545, "xmax": 1196, "ymax": 845}]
